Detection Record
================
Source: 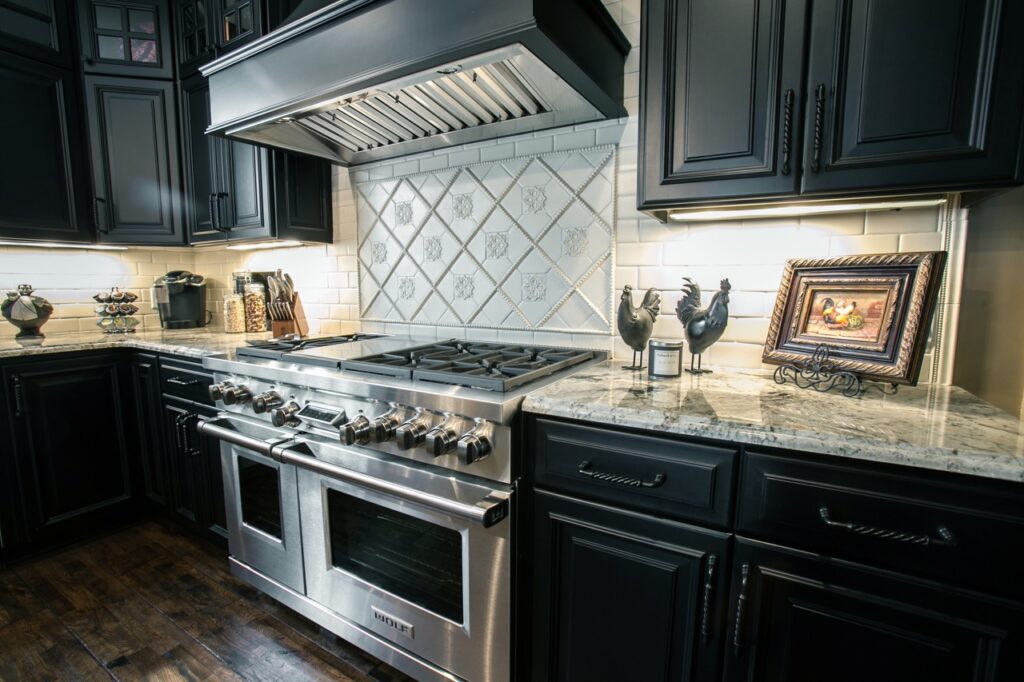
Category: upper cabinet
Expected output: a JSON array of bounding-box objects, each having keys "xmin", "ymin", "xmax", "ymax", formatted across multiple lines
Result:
[
  {"xmin": 639, "ymin": 0, "xmax": 1024, "ymax": 217},
  {"xmin": 0, "ymin": 0, "xmax": 74, "ymax": 66},
  {"xmin": 78, "ymin": 0, "xmax": 174, "ymax": 78},
  {"xmin": 174, "ymin": 0, "xmax": 263, "ymax": 77}
]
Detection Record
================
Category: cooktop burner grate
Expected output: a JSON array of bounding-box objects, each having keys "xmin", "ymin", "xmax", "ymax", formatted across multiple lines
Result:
[
  {"xmin": 236, "ymin": 334, "xmax": 382, "ymax": 362},
  {"xmin": 340, "ymin": 340, "xmax": 595, "ymax": 391}
]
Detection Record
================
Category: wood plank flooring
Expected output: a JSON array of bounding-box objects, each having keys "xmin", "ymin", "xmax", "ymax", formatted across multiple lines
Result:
[{"xmin": 0, "ymin": 521, "xmax": 414, "ymax": 682}]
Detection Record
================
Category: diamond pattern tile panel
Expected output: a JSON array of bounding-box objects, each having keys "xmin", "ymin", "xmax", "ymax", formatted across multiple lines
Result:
[{"xmin": 356, "ymin": 145, "xmax": 615, "ymax": 333}]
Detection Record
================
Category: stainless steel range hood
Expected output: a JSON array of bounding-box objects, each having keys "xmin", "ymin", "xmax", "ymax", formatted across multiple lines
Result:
[{"xmin": 201, "ymin": 0, "xmax": 629, "ymax": 165}]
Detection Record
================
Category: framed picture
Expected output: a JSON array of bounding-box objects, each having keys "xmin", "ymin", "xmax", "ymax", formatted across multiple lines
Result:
[{"xmin": 762, "ymin": 252, "xmax": 946, "ymax": 385}]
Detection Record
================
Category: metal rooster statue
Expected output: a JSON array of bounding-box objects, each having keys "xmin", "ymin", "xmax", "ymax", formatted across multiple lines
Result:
[
  {"xmin": 675, "ymin": 277, "xmax": 730, "ymax": 374},
  {"xmin": 617, "ymin": 285, "xmax": 661, "ymax": 370}
]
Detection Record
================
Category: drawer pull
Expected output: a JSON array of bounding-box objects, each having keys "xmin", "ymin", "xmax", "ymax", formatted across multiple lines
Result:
[
  {"xmin": 167, "ymin": 376, "xmax": 202, "ymax": 387},
  {"xmin": 700, "ymin": 554, "xmax": 717, "ymax": 644},
  {"xmin": 819, "ymin": 506, "xmax": 956, "ymax": 547},
  {"xmin": 577, "ymin": 460, "xmax": 666, "ymax": 488}
]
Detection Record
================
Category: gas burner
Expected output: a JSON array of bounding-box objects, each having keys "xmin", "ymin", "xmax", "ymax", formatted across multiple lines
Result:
[
  {"xmin": 341, "ymin": 340, "xmax": 595, "ymax": 391},
  {"xmin": 237, "ymin": 333, "xmax": 383, "ymax": 361}
]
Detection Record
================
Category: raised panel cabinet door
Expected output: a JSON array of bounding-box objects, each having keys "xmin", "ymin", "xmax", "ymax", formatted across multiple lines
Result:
[
  {"xmin": 162, "ymin": 399, "xmax": 203, "ymax": 527},
  {"xmin": 218, "ymin": 137, "xmax": 272, "ymax": 238},
  {"xmin": 132, "ymin": 354, "xmax": 167, "ymax": 506},
  {"xmin": 175, "ymin": 0, "xmax": 215, "ymax": 76},
  {"xmin": 531, "ymin": 489, "xmax": 730, "ymax": 682},
  {"xmin": 0, "ymin": 51, "xmax": 91, "ymax": 242},
  {"xmin": 273, "ymin": 150, "xmax": 333, "ymax": 243},
  {"xmin": 3, "ymin": 355, "xmax": 136, "ymax": 546},
  {"xmin": 84, "ymin": 75, "xmax": 184, "ymax": 244},
  {"xmin": 638, "ymin": 0, "xmax": 809, "ymax": 212},
  {"xmin": 723, "ymin": 539, "xmax": 1024, "ymax": 682},
  {"xmin": 194, "ymin": 401, "xmax": 227, "ymax": 540},
  {"xmin": 802, "ymin": 0, "xmax": 1024, "ymax": 194},
  {"xmin": 180, "ymin": 73, "xmax": 221, "ymax": 242},
  {"xmin": 0, "ymin": 0, "xmax": 73, "ymax": 65},
  {"xmin": 77, "ymin": 0, "xmax": 173, "ymax": 78},
  {"xmin": 214, "ymin": 0, "xmax": 261, "ymax": 53}
]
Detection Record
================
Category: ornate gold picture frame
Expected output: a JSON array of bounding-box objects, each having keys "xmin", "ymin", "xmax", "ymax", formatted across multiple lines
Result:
[{"xmin": 762, "ymin": 252, "xmax": 947, "ymax": 385}]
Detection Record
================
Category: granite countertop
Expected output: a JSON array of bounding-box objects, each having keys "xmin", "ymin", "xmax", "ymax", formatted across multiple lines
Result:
[
  {"xmin": 0, "ymin": 328, "xmax": 271, "ymax": 360},
  {"xmin": 523, "ymin": 361, "xmax": 1024, "ymax": 483}
]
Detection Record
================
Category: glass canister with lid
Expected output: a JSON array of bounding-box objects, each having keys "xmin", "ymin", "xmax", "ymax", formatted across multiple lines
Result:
[
  {"xmin": 243, "ymin": 282, "xmax": 266, "ymax": 332},
  {"xmin": 223, "ymin": 292, "xmax": 245, "ymax": 333}
]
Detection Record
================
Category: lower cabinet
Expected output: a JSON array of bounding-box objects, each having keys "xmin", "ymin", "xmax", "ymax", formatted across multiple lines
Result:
[
  {"xmin": 724, "ymin": 539, "xmax": 1024, "ymax": 682},
  {"xmin": 1, "ymin": 352, "xmax": 138, "ymax": 556},
  {"xmin": 531, "ymin": 489, "xmax": 729, "ymax": 682},
  {"xmin": 133, "ymin": 352, "xmax": 169, "ymax": 506},
  {"xmin": 162, "ymin": 396, "xmax": 226, "ymax": 541}
]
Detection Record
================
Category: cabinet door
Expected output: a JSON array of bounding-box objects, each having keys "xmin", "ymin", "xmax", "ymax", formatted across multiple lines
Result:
[
  {"xmin": 802, "ymin": 0, "xmax": 1024, "ymax": 194},
  {"xmin": 638, "ymin": 0, "xmax": 809, "ymax": 212},
  {"xmin": 218, "ymin": 137, "xmax": 272, "ymax": 237},
  {"xmin": 195, "ymin": 402, "xmax": 226, "ymax": 540},
  {"xmin": 724, "ymin": 539, "xmax": 1024, "ymax": 682},
  {"xmin": 0, "ymin": 0, "xmax": 73, "ymax": 65},
  {"xmin": 78, "ymin": 0, "xmax": 174, "ymax": 78},
  {"xmin": 0, "ymin": 52, "xmax": 91, "ymax": 242},
  {"xmin": 272, "ymin": 150, "xmax": 332, "ymax": 244},
  {"xmin": 215, "ymin": 0, "xmax": 261, "ymax": 53},
  {"xmin": 132, "ymin": 353, "xmax": 167, "ymax": 506},
  {"xmin": 180, "ymin": 72, "xmax": 220, "ymax": 242},
  {"xmin": 175, "ymin": 0, "xmax": 215, "ymax": 77},
  {"xmin": 162, "ymin": 399, "xmax": 203, "ymax": 526},
  {"xmin": 3, "ymin": 354, "xmax": 137, "ymax": 548},
  {"xmin": 532, "ymin": 489, "xmax": 729, "ymax": 681},
  {"xmin": 84, "ymin": 75, "xmax": 184, "ymax": 244}
]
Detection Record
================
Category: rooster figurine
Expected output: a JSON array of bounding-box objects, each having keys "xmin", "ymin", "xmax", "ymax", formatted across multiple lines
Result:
[
  {"xmin": 617, "ymin": 285, "xmax": 661, "ymax": 370},
  {"xmin": 675, "ymin": 277, "xmax": 730, "ymax": 374}
]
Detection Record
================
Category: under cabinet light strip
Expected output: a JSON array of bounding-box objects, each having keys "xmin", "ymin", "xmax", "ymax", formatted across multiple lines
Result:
[
  {"xmin": 668, "ymin": 198, "xmax": 947, "ymax": 222},
  {"xmin": 224, "ymin": 241, "xmax": 304, "ymax": 251},
  {"xmin": 0, "ymin": 241, "xmax": 128, "ymax": 251}
]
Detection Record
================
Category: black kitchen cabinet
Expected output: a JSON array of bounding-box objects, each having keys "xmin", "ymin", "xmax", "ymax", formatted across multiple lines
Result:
[
  {"xmin": 163, "ymin": 397, "xmax": 225, "ymax": 540},
  {"xmin": 77, "ymin": 0, "xmax": 174, "ymax": 78},
  {"xmin": 531, "ymin": 489, "xmax": 730, "ymax": 681},
  {"xmin": 132, "ymin": 353, "xmax": 168, "ymax": 506},
  {"xmin": 216, "ymin": 0, "xmax": 261, "ymax": 52},
  {"xmin": 0, "ymin": 0, "xmax": 74, "ymax": 66},
  {"xmin": 0, "ymin": 50, "xmax": 92, "ymax": 242},
  {"xmin": 723, "ymin": 539, "xmax": 1024, "ymax": 682},
  {"xmin": 83, "ymin": 74, "xmax": 185, "ymax": 244},
  {"xmin": 638, "ymin": 0, "xmax": 809, "ymax": 209},
  {"xmin": 801, "ymin": 0, "xmax": 1024, "ymax": 195},
  {"xmin": 174, "ymin": 0, "xmax": 263, "ymax": 77},
  {"xmin": 1, "ymin": 353, "xmax": 138, "ymax": 554},
  {"xmin": 638, "ymin": 0, "xmax": 1024, "ymax": 217},
  {"xmin": 180, "ymin": 72, "xmax": 332, "ymax": 244}
]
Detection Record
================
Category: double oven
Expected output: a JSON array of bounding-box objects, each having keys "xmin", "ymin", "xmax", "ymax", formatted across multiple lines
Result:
[{"xmin": 200, "ymin": 412, "xmax": 512, "ymax": 682}]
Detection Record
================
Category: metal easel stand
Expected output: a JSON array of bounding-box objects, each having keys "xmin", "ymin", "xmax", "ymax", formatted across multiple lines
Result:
[{"xmin": 772, "ymin": 344, "xmax": 898, "ymax": 398}]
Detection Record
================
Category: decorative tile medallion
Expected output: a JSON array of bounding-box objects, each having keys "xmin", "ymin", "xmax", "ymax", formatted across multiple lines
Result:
[
  {"xmin": 454, "ymin": 274, "xmax": 475, "ymax": 300},
  {"xmin": 423, "ymin": 236, "xmax": 443, "ymax": 262},
  {"xmin": 522, "ymin": 185, "xmax": 547, "ymax": 214},
  {"xmin": 485, "ymin": 231, "xmax": 509, "ymax": 260},
  {"xmin": 357, "ymin": 145, "xmax": 615, "ymax": 333},
  {"xmin": 394, "ymin": 200, "xmax": 414, "ymax": 226}
]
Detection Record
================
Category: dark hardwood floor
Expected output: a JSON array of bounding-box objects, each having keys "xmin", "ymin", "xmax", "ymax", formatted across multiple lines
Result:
[{"xmin": 0, "ymin": 521, "xmax": 414, "ymax": 682}]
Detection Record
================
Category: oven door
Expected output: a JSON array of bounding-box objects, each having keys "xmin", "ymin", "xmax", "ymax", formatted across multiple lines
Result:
[
  {"xmin": 281, "ymin": 435, "xmax": 512, "ymax": 682},
  {"xmin": 198, "ymin": 415, "xmax": 305, "ymax": 594}
]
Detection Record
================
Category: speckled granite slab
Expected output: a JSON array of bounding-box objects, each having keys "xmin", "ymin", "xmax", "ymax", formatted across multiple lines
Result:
[
  {"xmin": 523, "ymin": 361, "xmax": 1024, "ymax": 483},
  {"xmin": 0, "ymin": 329, "xmax": 271, "ymax": 360}
]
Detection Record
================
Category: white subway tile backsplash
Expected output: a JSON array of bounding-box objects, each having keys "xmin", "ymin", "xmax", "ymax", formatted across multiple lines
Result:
[
  {"xmin": 899, "ymin": 231, "xmax": 944, "ymax": 253},
  {"xmin": 829, "ymin": 233, "xmax": 900, "ymax": 256},
  {"xmin": 864, "ymin": 206, "xmax": 939, "ymax": 234}
]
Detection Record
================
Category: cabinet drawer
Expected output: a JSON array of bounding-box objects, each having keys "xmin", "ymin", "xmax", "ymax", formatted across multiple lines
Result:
[
  {"xmin": 738, "ymin": 450, "xmax": 1024, "ymax": 599},
  {"xmin": 532, "ymin": 418, "xmax": 736, "ymax": 528},
  {"xmin": 159, "ymin": 359, "xmax": 213, "ymax": 404}
]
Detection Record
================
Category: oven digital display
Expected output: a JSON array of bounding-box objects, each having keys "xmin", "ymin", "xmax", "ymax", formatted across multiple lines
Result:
[{"xmin": 298, "ymin": 404, "xmax": 342, "ymax": 426}]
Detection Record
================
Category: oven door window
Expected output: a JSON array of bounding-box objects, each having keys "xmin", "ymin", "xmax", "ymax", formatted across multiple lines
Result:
[
  {"xmin": 327, "ymin": 489, "xmax": 463, "ymax": 623},
  {"xmin": 238, "ymin": 455, "xmax": 283, "ymax": 539}
]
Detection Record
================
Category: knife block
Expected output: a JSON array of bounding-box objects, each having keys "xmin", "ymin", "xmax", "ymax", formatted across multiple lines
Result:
[{"xmin": 271, "ymin": 292, "xmax": 310, "ymax": 338}]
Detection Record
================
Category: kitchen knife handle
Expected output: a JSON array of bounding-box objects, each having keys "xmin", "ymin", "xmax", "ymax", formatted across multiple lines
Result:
[
  {"xmin": 781, "ymin": 88, "xmax": 794, "ymax": 176},
  {"xmin": 811, "ymin": 83, "xmax": 826, "ymax": 173}
]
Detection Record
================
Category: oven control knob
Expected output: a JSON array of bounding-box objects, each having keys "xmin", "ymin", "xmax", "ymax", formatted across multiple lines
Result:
[
  {"xmin": 457, "ymin": 428, "xmax": 492, "ymax": 465},
  {"xmin": 371, "ymin": 412, "xmax": 401, "ymax": 443},
  {"xmin": 222, "ymin": 385, "xmax": 252, "ymax": 405},
  {"xmin": 396, "ymin": 416, "xmax": 430, "ymax": 450},
  {"xmin": 425, "ymin": 426, "xmax": 458, "ymax": 457},
  {"xmin": 341, "ymin": 415, "xmax": 371, "ymax": 446},
  {"xmin": 251, "ymin": 391, "xmax": 283, "ymax": 414},
  {"xmin": 208, "ymin": 381, "xmax": 233, "ymax": 402},
  {"xmin": 270, "ymin": 401, "xmax": 301, "ymax": 427}
]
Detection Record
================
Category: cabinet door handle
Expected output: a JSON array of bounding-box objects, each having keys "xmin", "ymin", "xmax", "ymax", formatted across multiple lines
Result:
[
  {"xmin": 208, "ymin": 193, "xmax": 218, "ymax": 230},
  {"xmin": 215, "ymin": 192, "xmax": 231, "ymax": 232},
  {"xmin": 174, "ymin": 413, "xmax": 185, "ymax": 450},
  {"xmin": 180, "ymin": 413, "xmax": 197, "ymax": 454},
  {"xmin": 700, "ymin": 554, "xmax": 717, "ymax": 644},
  {"xmin": 93, "ymin": 197, "xmax": 108, "ymax": 233},
  {"xmin": 12, "ymin": 376, "xmax": 24, "ymax": 417},
  {"xmin": 811, "ymin": 83, "xmax": 826, "ymax": 173},
  {"xmin": 732, "ymin": 563, "xmax": 751, "ymax": 656},
  {"xmin": 167, "ymin": 376, "xmax": 201, "ymax": 387},
  {"xmin": 781, "ymin": 88, "xmax": 794, "ymax": 175},
  {"xmin": 819, "ymin": 506, "xmax": 956, "ymax": 547},
  {"xmin": 577, "ymin": 460, "xmax": 666, "ymax": 488}
]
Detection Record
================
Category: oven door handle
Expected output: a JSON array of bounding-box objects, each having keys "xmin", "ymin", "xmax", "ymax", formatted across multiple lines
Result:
[
  {"xmin": 279, "ymin": 443, "xmax": 510, "ymax": 528},
  {"xmin": 197, "ymin": 416, "xmax": 288, "ymax": 458}
]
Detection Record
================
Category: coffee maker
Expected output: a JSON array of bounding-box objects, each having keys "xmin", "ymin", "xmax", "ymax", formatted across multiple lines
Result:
[{"xmin": 153, "ymin": 271, "xmax": 210, "ymax": 329}]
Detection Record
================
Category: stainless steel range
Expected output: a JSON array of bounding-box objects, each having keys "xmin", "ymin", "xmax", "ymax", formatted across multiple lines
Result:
[{"xmin": 198, "ymin": 335, "xmax": 604, "ymax": 682}]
